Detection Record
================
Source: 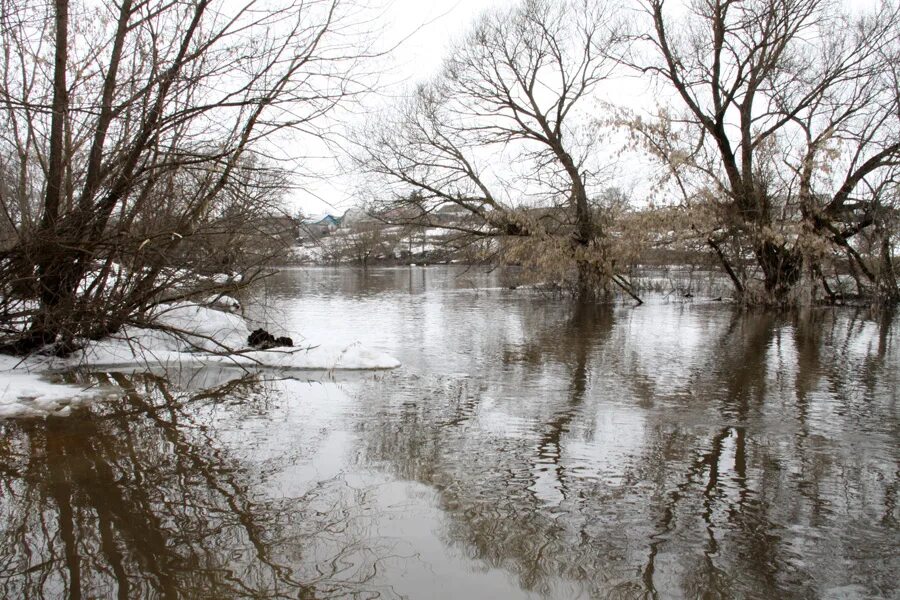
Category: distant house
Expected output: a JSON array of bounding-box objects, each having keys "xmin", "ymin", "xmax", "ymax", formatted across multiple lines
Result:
[
  {"xmin": 434, "ymin": 203, "xmax": 470, "ymax": 225},
  {"xmin": 340, "ymin": 207, "xmax": 379, "ymax": 228},
  {"xmin": 300, "ymin": 213, "xmax": 341, "ymax": 239}
]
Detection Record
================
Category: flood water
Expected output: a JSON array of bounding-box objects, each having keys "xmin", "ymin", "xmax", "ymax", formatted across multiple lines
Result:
[{"xmin": 1, "ymin": 266, "xmax": 898, "ymax": 599}]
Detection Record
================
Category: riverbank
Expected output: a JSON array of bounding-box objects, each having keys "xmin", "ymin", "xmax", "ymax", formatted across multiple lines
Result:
[{"xmin": 0, "ymin": 300, "xmax": 400, "ymax": 418}]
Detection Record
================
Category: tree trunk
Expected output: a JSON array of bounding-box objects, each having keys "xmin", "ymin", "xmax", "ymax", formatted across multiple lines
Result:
[
  {"xmin": 21, "ymin": 0, "xmax": 72, "ymax": 353},
  {"xmin": 755, "ymin": 239, "xmax": 802, "ymax": 304}
]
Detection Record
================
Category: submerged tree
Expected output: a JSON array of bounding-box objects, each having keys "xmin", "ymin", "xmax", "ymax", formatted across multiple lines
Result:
[
  {"xmin": 624, "ymin": 0, "xmax": 900, "ymax": 305},
  {"xmin": 359, "ymin": 0, "xmax": 641, "ymax": 300},
  {"xmin": 0, "ymin": 0, "xmax": 362, "ymax": 354}
]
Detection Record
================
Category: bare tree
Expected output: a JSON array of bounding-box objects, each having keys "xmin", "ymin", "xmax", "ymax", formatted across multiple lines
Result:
[
  {"xmin": 322, "ymin": 219, "xmax": 398, "ymax": 265},
  {"xmin": 358, "ymin": 0, "xmax": 641, "ymax": 300},
  {"xmin": 0, "ymin": 0, "xmax": 364, "ymax": 354},
  {"xmin": 624, "ymin": 0, "xmax": 900, "ymax": 304}
]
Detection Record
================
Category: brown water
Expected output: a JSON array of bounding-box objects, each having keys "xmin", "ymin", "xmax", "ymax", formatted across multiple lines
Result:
[{"xmin": 1, "ymin": 266, "xmax": 897, "ymax": 599}]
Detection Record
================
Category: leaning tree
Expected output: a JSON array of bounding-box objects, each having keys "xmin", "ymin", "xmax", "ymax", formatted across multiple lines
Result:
[
  {"xmin": 625, "ymin": 0, "xmax": 900, "ymax": 304},
  {"xmin": 0, "ymin": 0, "xmax": 364, "ymax": 354}
]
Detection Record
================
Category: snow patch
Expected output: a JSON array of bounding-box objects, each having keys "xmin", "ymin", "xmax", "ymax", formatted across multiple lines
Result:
[
  {"xmin": 0, "ymin": 302, "xmax": 399, "ymax": 418},
  {"xmin": 0, "ymin": 355, "xmax": 114, "ymax": 419},
  {"xmin": 73, "ymin": 303, "xmax": 400, "ymax": 370},
  {"xmin": 205, "ymin": 294, "xmax": 242, "ymax": 313}
]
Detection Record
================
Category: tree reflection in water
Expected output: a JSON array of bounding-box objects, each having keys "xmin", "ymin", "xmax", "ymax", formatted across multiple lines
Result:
[
  {"xmin": 0, "ymin": 372, "xmax": 395, "ymax": 599},
  {"xmin": 0, "ymin": 292, "xmax": 896, "ymax": 599},
  {"xmin": 355, "ymin": 304, "xmax": 899, "ymax": 599}
]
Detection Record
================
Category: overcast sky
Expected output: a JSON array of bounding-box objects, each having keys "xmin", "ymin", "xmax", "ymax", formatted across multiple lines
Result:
[
  {"xmin": 286, "ymin": 0, "xmax": 882, "ymax": 217},
  {"xmin": 286, "ymin": 0, "xmax": 520, "ymax": 217},
  {"xmin": 381, "ymin": 0, "xmax": 518, "ymax": 86}
]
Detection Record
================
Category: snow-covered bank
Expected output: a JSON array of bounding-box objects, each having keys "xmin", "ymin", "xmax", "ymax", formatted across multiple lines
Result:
[
  {"xmin": 75, "ymin": 303, "xmax": 401, "ymax": 370},
  {"xmin": 0, "ymin": 302, "xmax": 400, "ymax": 418}
]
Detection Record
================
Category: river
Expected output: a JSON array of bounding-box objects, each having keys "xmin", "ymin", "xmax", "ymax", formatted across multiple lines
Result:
[{"xmin": 1, "ymin": 266, "xmax": 897, "ymax": 599}]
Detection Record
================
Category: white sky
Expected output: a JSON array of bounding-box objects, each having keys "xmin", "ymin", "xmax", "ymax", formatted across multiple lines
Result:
[
  {"xmin": 379, "ymin": 0, "xmax": 519, "ymax": 90},
  {"xmin": 285, "ymin": 0, "xmax": 519, "ymax": 217},
  {"xmin": 284, "ymin": 0, "xmax": 883, "ymax": 218}
]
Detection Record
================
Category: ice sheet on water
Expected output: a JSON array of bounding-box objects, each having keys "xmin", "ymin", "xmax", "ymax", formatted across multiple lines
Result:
[
  {"xmin": 0, "ymin": 355, "xmax": 116, "ymax": 418},
  {"xmin": 0, "ymin": 302, "xmax": 400, "ymax": 418}
]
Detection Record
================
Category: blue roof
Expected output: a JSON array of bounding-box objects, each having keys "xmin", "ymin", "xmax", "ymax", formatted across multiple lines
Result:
[{"xmin": 302, "ymin": 214, "xmax": 340, "ymax": 225}]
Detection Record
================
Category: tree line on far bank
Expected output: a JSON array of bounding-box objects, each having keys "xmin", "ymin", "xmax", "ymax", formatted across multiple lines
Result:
[{"xmin": 357, "ymin": 0, "xmax": 900, "ymax": 307}]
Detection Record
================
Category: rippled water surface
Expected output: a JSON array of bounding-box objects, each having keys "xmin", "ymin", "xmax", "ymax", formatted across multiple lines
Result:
[{"xmin": 1, "ymin": 266, "xmax": 898, "ymax": 599}]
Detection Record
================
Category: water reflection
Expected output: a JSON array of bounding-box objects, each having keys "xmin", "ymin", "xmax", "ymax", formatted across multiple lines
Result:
[
  {"xmin": 0, "ymin": 373, "xmax": 395, "ymax": 599},
  {"xmin": 345, "ymin": 283, "xmax": 898, "ymax": 598},
  {"xmin": 1, "ymin": 267, "xmax": 898, "ymax": 599}
]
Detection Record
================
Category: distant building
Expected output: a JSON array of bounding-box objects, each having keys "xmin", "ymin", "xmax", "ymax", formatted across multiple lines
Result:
[
  {"xmin": 340, "ymin": 207, "xmax": 379, "ymax": 228},
  {"xmin": 300, "ymin": 214, "xmax": 341, "ymax": 239},
  {"xmin": 434, "ymin": 203, "xmax": 470, "ymax": 225}
]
